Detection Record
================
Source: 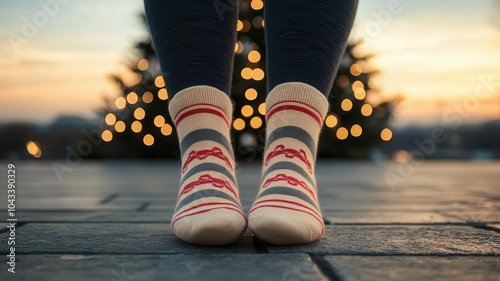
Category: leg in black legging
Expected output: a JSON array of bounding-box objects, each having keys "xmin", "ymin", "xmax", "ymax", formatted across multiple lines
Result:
[
  {"xmin": 265, "ymin": 0, "xmax": 358, "ymax": 95},
  {"xmin": 248, "ymin": 0, "xmax": 358, "ymax": 245},
  {"xmin": 144, "ymin": 0, "xmax": 238, "ymax": 98},
  {"xmin": 144, "ymin": 0, "xmax": 247, "ymax": 246}
]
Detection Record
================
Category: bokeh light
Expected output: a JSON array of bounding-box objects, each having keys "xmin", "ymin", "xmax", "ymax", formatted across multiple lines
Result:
[
  {"xmin": 26, "ymin": 141, "xmax": 37, "ymax": 154},
  {"xmin": 251, "ymin": 0, "xmax": 264, "ymax": 10},
  {"xmin": 352, "ymin": 80, "xmax": 364, "ymax": 91},
  {"xmin": 26, "ymin": 141, "xmax": 42, "ymax": 158},
  {"xmin": 142, "ymin": 91, "xmax": 153, "ymax": 103},
  {"xmin": 126, "ymin": 92, "xmax": 138, "ymax": 104},
  {"xmin": 105, "ymin": 113, "xmax": 116, "ymax": 126},
  {"xmin": 248, "ymin": 50, "xmax": 261, "ymax": 63},
  {"xmin": 241, "ymin": 67, "xmax": 252, "ymax": 80},
  {"xmin": 114, "ymin": 121, "xmax": 126, "ymax": 132},
  {"xmin": 250, "ymin": 116, "xmax": 262, "ymax": 129},
  {"xmin": 245, "ymin": 88, "xmax": 258, "ymax": 101},
  {"xmin": 241, "ymin": 105, "xmax": 254, "ymax": 117},
  {"xmin": 137, "ymin": 59, "xmax": 148, "ymax": 71},
  {"xmin": 154, "ymin": 115, "xmax": 165, "ymax": 127},
  {"xmin": 134, "ymin": 107, "xmax": 145, "ymax": 120},
  {"xmin": 361, "ymin": 104, "xmax": 373, "ymax": 116},
  {"xmin": 235, "ymin": 41, "xmax": 244, "ymax": 54},
  {"xmin": 341, "ymin": 99, "xmax": 353, "ymax": 111},
  {"xmin": 252, "ymin": 68, "xmax": 265, "ymax": 81},
  {"xmin": 161, "ymin": 123, "xmax": 173, "ymax": 136},
  {"xmin": 158, "ymin": 88, "xmax": 168, "ymax": 100},
  {"xmin": 131, "ymin": 121, "xmax": 142, "ymax": 133},
  {"xmin": 101, "ymin": 130, "xmax": 113, "ymax": 142},
  {"xmin": 258, "ymin": 103, "xmax": 266, "ymax": 115},
  {"xmin": 350, "ymin": 64, "xmax": 362, "ymax": 76},
  {"xmin": 350, "ymin": 124, "xmax": 362, "ymax": 137},
  {"xmin": 354, "ymin": 88, "xmax": 366, "ymax": 100},
  {"xmin": 336, "ymin": 75, "xmax": 349, "ymax": 88},
  {"xmin": 252, "ymin": 16, "xmax": 264, "ymax": 28},
  {"xmin": 241, "ymin": 20, "xmax": 251, "ymax": 32},
  {"xmin": 393, "ymin": 150, "xmax": 410, "ymax": 163},
  {"xmin": 143, "ymin": 134, "xmax": 154, "ymax": 146},
  {"xmin": 155, "ymin": 76, "xmax": 165, "ymax": 88},
  {"xmin": 115, "ymin": 97, "xmax": 126, "ymax": 109},
  {"xmin": 336, "ymin": 127, "xmax": 348, "ymax": 140},
  {"xmin": 325, "ymin": 115, "xmax": 338, "ymax": 128},
  {"xmin": 381, "ymin": 128, "xmax": 393, "ymax": 141},
  {"xmin": 233, "ymin": 118, "xmax": 245, "ymax": 131}
]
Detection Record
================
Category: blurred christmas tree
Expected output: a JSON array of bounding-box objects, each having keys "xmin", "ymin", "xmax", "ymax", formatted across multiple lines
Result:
[
  {"xmin": 319, "ymin": 42, "xmax": 396, "ymax": 159},
  {"xmin": 229, "ymin": 0, "xmax": 267, "ymax": 162},
  {"xmin": 92, "ymin": 15, "xmax": 178, "ymax": 159},
  {"xmin": 92, "ymin": 0, "xmax": 395, "ymax": 159}
]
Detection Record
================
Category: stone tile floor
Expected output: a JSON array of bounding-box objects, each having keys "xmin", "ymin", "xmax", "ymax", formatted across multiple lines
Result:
[{"xmin": 0, "ymin": 160, "xmax": 499, "ymax": 280}]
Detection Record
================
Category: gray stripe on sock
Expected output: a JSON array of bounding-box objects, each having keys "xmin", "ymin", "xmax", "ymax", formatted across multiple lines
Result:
[
  {"xmin": 180, "ymin": 128, "xmax": 234, "ymax": 158},
  {"xmin": 180, "ymin": 163, "xmax": 236, "ymax": 186},
  {"xmin": 256, "ymin": 186, "xmax": 319, "ymax": 211},
  {"xmin": 175, "ymin": 189, "xmax": 241, "ymax": 213},
  {"xmin": 262, "ymin": 161, "xmax": 315, "ymax": 186},
  {"xmin": 265, "ymin": 126, "xmax": 315, "ymax": 155}
]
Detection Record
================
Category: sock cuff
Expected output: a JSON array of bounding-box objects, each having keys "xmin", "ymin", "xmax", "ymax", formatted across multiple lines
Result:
[
  {"xmin": 168, "ymin": 86, "xmax": 233, "ymax": 121},
  {"xmin": 266, "ymin": 82, "xmax": 329, "ymax": 120}
]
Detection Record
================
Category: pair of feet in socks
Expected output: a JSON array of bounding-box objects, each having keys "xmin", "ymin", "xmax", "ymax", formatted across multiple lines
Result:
[{"xmin": 170, "ymin": 83, "xmax": 328, "ymax": 246}]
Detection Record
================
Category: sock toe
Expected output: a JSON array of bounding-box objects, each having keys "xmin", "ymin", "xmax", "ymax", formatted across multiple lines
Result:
[
  {"xmin": 168, "ymin": 86, "xmax": 247, "ymax": 246},
  {"xmin": 249, "ymin": 208, "xmax": 323, "ymax": 245},
  {"xmin": 248, "ymin": 83, "xmax": 328, "ymax": 246},
  {"xmin": 173, "ymin": 208, "xmax": 247, "ymax": 246}
]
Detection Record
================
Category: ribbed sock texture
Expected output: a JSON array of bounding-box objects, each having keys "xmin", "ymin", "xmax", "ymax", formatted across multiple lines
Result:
[
  {"xmin": 248, "ymin": 82, "xmax": 328, "ymax": 245},
  {"xmin": 169, "ymin": 86, "xmax": 247, "ymax": 246}
]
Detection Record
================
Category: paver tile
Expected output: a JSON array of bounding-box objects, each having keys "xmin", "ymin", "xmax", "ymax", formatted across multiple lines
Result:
[
  {"xmin": 324, "ymin": 256, "xmax": 500, "ymax": 281},
  {"xmin": 267, "ymin": 226, "xmax": 500, "ymax": 255}
]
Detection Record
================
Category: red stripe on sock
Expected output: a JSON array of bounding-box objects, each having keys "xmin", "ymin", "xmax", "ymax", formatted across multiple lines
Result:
[
  {"xmin": 268, "ymin": 100, "xmax": 323, "ymax": 118},
  {"xmin": 266, "ymin": 102, "xmax": 323, "ymax": 126},
  {"xmin": 249, "ymin": 204, "xmax": 324, "ymax": 232},
  {"xmin": 172, "ymin": 206, "xmax": 245, "ymax": 227},
  {"xmin": 174, "ymin": 103, "xmax": 226, "ymax": 119},
  {"xmin": 173, "ymin": 202, "xmax": 241, "ymax": 221},
  {"xmin": 251, "ymin": 199, "xmax": 321, "ymax": 218},
  {"xmin": 268, "ymin": 100, "xmax": 323, "ymax": 119},
  {"xmin": 175, "ymin": 107, "xmax": 229, "ymax": 127}
]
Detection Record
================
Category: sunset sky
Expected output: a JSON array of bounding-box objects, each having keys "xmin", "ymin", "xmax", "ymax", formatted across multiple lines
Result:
[{"xmin": 1, "ymin": 0, "xmax": 499, "ymax": 125}]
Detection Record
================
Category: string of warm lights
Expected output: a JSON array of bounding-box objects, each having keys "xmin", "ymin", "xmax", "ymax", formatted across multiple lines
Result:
[
  {"xmin": 233, "ymin": 3, "xmax": 266, "ymax": 135},
  {"xmin": 101, "ymin": 59, "xmax": 174, "ymax": 146},
  {"xmin": 329, "ymin": 63, "xmax": 393, "ymax": 141},
  {"xmin": 26, "ymin": 141, "xmax": 42, "ymax": 158}
]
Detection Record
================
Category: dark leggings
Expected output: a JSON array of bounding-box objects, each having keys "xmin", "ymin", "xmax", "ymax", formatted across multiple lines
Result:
[{"xmin": 144, "ymin": 0, "xmax": 358, "ymax": 98}]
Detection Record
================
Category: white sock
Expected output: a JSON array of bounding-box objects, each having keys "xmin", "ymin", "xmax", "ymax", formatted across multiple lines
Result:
[
  {"xmin": 249, "ymin": 82, "xmax": 328, "ymax": 245},
  {"xmin": 169, "ymin": 86, "xmax": 247, "ymax": 246}
]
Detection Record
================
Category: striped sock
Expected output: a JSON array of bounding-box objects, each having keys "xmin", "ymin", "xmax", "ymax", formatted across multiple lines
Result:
[
  {"xmin": 248, "ymin": 82, "xmax": 328, "ymax": 245},
  {"xmin": 169, "ymin": 86, "xmax": 247, "ymax": 246}
]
